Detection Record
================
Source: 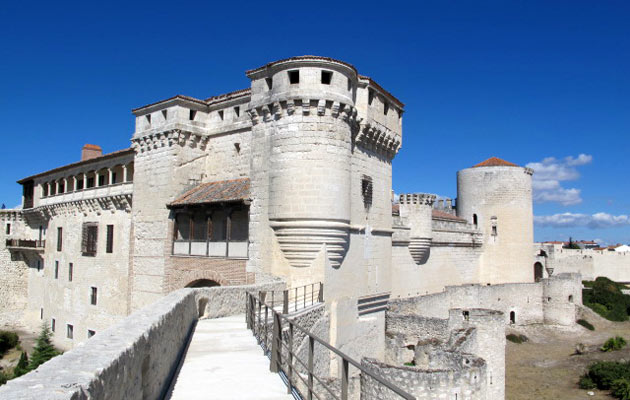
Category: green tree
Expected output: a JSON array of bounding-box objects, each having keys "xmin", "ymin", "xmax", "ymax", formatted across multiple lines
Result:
[
  {"xmin": 13, "ymin": 351, "xmax": 29, "ymax": 377},
  {"xmin": 28, "ymin": 325, "xmax": 60, "ymax": 371}
]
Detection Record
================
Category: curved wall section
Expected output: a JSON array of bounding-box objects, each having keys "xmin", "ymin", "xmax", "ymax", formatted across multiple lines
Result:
[{"xmin": 248, "ymin": 58, "xmax": 358, "ymax": 268}]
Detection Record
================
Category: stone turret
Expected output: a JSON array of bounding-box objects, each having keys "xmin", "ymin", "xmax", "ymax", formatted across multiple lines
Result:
[{"xmin": 398, "ymin": 193, "xmax": 436, "ymax": 264}]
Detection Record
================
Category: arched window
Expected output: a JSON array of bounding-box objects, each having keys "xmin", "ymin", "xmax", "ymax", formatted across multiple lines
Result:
[
  {"xmin": 534, "ymin": 262, "xmax": 544, "ymax": 282},
  {"xmin": 509, "ymin": 311, "xmax": 516, "ymax": 324}
]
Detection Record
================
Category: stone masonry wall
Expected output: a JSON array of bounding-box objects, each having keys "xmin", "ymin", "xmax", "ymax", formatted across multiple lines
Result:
[
  {"xmin": 388, "ymin": 274, "xmax": 581, "ymax": 327},
  {"xmin": 0, "ymin": 211, "xmax": 29, "ymax": 326}
]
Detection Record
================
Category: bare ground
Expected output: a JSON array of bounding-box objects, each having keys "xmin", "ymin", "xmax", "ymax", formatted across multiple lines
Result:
[
  {"xmin": 506, "ymin": 307, "xmax": 630, "ymax": 400},
  {"xmin": 0, "ymin": 324, "xmax": 38, "ymax": 374}
]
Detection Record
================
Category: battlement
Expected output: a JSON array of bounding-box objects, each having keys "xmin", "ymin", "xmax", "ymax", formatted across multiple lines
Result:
[{"xmin": 398, "ymin": 193, "xmax": 436, "ymax": 206}]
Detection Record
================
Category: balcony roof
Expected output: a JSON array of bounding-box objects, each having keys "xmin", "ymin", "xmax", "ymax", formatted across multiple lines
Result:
[{"xmin": 169, "ymin": 178, "xmax": 250, "ymax": 208}]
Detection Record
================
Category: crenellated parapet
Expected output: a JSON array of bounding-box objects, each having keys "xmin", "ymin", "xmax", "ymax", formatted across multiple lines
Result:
[
  {"xmin": 398, "ymin": 193, "xmax": 436, "ymax": 265},
  {"xmin": 131, "ymin": 129, "xmax": 211, "ymax": 153},
  {"xmin": 246, "ymin": 99, "xmax": 360, "ymax": 128}
]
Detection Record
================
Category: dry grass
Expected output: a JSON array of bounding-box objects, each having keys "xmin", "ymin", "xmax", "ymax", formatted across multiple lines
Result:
[{"xmin": 506, "ymin": 307, "xmax": 630, "ymax": 399}]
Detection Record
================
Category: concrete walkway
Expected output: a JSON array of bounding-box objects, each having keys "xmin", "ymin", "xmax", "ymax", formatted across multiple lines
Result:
[{"xmin": 168, "ymin": 314, "xmax": 294, "ymax": 400}]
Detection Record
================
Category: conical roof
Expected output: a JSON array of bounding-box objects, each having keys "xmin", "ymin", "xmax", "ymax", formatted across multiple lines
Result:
[{"xmin": 472, "ymin": 157, "xmax": 519, "ymax": 168}]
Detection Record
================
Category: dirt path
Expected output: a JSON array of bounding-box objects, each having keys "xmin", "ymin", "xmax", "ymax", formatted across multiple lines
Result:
[{"xmin": 506, "ymin": 308, "xmax": 630, "ymax": 400}]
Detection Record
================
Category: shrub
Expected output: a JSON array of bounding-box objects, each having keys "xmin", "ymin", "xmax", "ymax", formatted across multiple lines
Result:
[
  {"xmin": 13, "ymin": 351, "xmax": 29, "ymax": 378},
  {"xmin": 579, "ymin": 374, "xmax": 597, "ymax": 389},
  {"xmin": 577, "ymin": 319, "xmax": 595, "ymax": 330},
  {"xmin": 602, "ymin": 337, "xmax": 627, "ymax": 352},
  {"xmin": 612, "ymin": 379, "xmax": 630, "ymax": 400},
  {"xmin": 583, "ymin": 277, "xmax": 630, "ymax": 322},
  {"xmin": 587, "ymin": 361, "xmax": 630, "ymax": 389},
  {"xmin": 28, "ymin": 325, "xmax": 60, "ymax": 371},
  {"xmin": 506, "ymin": 334, "xmax": 529, "ymax": 344},
  {"xmin": 0, "ymin": 371, "xmax": 7, "ymax": 386},
  {"xmin": 0, "ymin": 331, "xmax": 19, "ymax": 355}
]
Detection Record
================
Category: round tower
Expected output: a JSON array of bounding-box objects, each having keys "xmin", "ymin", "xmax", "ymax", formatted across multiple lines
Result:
[
  {"xmin": 456, "ymin": 157, "xmax": 534, "ymax": 284},
  {"xmin": 247, "ymin": 57, "xmax": 359, "ymax": 270}
]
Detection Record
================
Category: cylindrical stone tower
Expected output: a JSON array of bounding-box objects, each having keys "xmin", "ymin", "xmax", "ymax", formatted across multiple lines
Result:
[
  {"xmin": 457, "ymin": 157, "xmax": 534, "ymax": 284},
  {"xmin": 247, "ymin": 57, "xmax": 359, "ymax": 269},
  {"xmin": 398, "ymin": 193, "xmax": 436, "ymax": 264}
]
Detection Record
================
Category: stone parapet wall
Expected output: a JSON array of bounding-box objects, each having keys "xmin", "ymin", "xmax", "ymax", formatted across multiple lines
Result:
[
  {"xmin": 389, "ymin": 274, "xmax": 581, "ymax": 327},
  {"xmin": 361, "ymin": 358, "xmax": 487, "ymax": 400},
  {"xmin": 0, "ymin": 281, "xmax": 284, "ymax": 400}
]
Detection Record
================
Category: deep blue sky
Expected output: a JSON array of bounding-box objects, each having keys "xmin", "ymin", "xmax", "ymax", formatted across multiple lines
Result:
[{"xmin": 1, "ymin": 1, "xmax": 629, "ymax": 244}]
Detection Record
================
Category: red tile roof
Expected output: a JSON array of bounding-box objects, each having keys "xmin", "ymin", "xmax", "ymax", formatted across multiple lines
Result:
[
  {"xmin": 473, "ymin": 157, "xmax": 519, "ymax": 168},
  {"xmin": 169, "ymin": 178, "xmax": 250, "ymax": 207},
  {"xmin": 432, "ymin": 209, "xmax": 467, "ymax": 222}
]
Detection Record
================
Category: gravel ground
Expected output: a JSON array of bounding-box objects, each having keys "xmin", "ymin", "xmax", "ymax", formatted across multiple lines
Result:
[{"xmin": 506, "ymin": 307, "xmax": 630, "ymax": 400}]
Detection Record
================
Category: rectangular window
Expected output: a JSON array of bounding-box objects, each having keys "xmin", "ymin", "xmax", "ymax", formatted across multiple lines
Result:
[
  {"xmin": 51, "ymin": 318, "xmax": 56, "ymax": 332},
  {"xmin": 90, "ymin": 287, "xmax": 98, "ymax": 305},
  {"xmin": 87, "ymin": 177, "xmax": 94, "ymax": 188},
  {"xmin": 218, "ymin": 110, "xmax": 224, "ymax": 121},
  {"xmin": 288, "ymin": 70, "xmax": 299, "ymax": 84},
  {"xmin": 54, "ymin": 261, "xmax": 59, "ymax": 279},
  {"xmin": 88, "ymin": 330, "xmax": 96, "ymax": 338},
  {"xmin": 98, "ymin": 175, "xmax": 105, "ymax": 186},
  {"xmin": 77, "ymin": 179, "xmax": 84, "ymax": 190},
  {"xmin": 57, "ymin": 227, "xmax": 63, "ymax": 251},
  {"xmin": 321, "ymin": 70, "xmax": 332, "ymax": 85},
  {"xmin": 106, "ymin": 225, "xmax": 114, "ymax": 253},
  {"xmin": 67, "ymin": 324, "xmax": 73, "ymax": 339},
  {"xmin": 82, "ymin": 223, "xmax": 98, "ymax": 256},
  {"xmin": 40, "ymin": 308, "xmax": 43, "ymax": 319},
  {"xmin": 5, "ymin": 223, "xmax": 10, "ymax": 235},
  {"xmin": 37, "ymin": 259, "xmax": 42, "ymax": 271},
  {"xmin": 189, "ymin": 109, "xmax": 196, "ymax": 120},
  {"xmin": 68, "ymin": 263, "xmax": 73, "ymax": 282}
]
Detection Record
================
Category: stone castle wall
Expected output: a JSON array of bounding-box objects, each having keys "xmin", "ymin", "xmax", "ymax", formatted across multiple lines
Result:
[
  {"xmin": 541, "ymin": 245, "xmax": 630, "ymax": 283},
  {"xmin": 389, "ymin": 273, "xmax": 581, "ymax": 327},
  {"xmin": 23, "ymin": 206, "xmax": 132, "ymax": 350},
  {"xmin": 0, "ymin": 211, "xmax": 29, "ymax": 326}
]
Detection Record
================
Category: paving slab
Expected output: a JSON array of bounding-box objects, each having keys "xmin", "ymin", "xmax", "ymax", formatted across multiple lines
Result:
[{"xmin": 168, "ymin": 314, "xmax": 294, "ymax": 400}]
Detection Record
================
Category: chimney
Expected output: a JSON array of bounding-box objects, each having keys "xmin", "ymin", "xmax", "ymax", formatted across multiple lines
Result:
[{"xmin": 81, "ymin": 144, "xmax": 102, "ymax": 161}]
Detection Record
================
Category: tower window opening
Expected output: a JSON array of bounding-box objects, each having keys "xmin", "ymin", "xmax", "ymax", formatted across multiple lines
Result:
[
  {"xmin": 368, "ymin": 89, "xmax": 374, "ymax": 105},
  {"xmin": 5, "ymin": 223, "xmax": 10, "ymax": 235},
  {"xmin": 569, "ymin": 295, "xmax": 574, "ymax": 303},
  {"xmin": 361, "ymin": 175, "xmax": 373, "ymax": 210},
  {"xmin": 321, "ymin": 70, "xmax": 332, "ymax": 85},
  {"xmin": 384, "ymin": 102, "xmax": 389, "ymax": 115},
  {"xmin": 472, "ymin": 214, "xmax": 478, "ymax": 228},
  {"xmin": 189, "ymin": 110, "xmax": 196, "ymax": 121},
  {"xmin": 510, "ymin": 311, "xmax": 516, "ymax": 324},
  {"xmin": 234, "ymin": 106, "xmax": 240, "ymax": 118},
  {"xmin": 265, "ymin": 77, "xmax": 273, "ymax": 90},
  {"xmin": 288, "ymin": 70, "xmax": 300, "ymax": 84},
  {"xmin": 145, "ymin": 114, "xmax": 151, "ymax": 124},
  {"xmin": 162, "ymin": 110, "xmax": 167, "ymax": 120},
  {"xmin": 218, "ymin": 110, "xmax": 224, "ymax": 121}
]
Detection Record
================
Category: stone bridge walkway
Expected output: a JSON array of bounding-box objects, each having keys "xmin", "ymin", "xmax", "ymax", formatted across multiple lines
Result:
[{"xmin": 167, "ymin": 314, "xmax": 294, "ymax": 400}]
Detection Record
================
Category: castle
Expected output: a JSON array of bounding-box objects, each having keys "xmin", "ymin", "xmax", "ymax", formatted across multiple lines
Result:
[{"xmin": 0, "ymin": 56, "xmax": 595, "ymax": 399}]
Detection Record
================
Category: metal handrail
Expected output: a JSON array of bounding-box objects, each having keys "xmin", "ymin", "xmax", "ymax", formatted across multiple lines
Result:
[
  {"xmin": 246, "ymin": 290, "xmax": 415, "ymax": 400},
  {"xmin": 259, "ymin": 283, "xmax": 324, "ymax": 314}
]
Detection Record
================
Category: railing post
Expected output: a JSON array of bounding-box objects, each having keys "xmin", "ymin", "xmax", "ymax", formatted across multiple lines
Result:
[
  {"xmin": 287, "ymin": 322, "xmax": 294, "ymax": 394},
  {"xmin": 308, "ymin": 336, "xmax": 314, "ymax": 400},
  {"xmin": 270, "ymin": 312, "xmax": 281, "ymax": 372},
  {"xmin": 341, "ymin": 358, "xmax": 349, "ymax": 400},
  {"xmin": 318, "ymin": 282, "xmax": 324, "ymax": 303},
  {"xmin": 283, "ymin": 290, "xmax": 289, "ymax": 314},
  {"xmin": 264, "ymin": 304, "xmax": 269, "ymax": 353}
]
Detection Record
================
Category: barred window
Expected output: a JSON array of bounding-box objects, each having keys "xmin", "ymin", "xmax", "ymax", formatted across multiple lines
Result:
[{"xmin": 82, "ymin": 223, "xmax": 98, "ymax": 256}]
